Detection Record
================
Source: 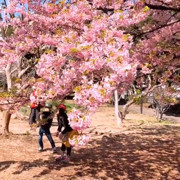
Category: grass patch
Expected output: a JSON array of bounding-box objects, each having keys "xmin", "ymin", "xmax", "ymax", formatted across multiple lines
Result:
[
  {"xmin": 20, "ymin": 106, "xmax": 30, "ymax": 116},
  {"xmin": 128, "ymin": 116, "xmax": 180, "ymax": 129},
  {"xmin": 64, "ymin": 102, "xmax": 81, "ymax": 112}
]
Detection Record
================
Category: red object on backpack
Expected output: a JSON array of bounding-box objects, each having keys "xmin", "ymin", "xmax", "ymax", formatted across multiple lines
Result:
[
  {"xmin": 30, "ymin": 103, "xmax": 37, "ymax": 108},
  {"xmin": 59, "ymin": 104, "xmax": 66, "ymax": 110},
  {"xmin": 30, "ymin": 90, "xmax": 37, "ymax": 108},
  {"xmin": 32, "ymin": 90, "xmax": 36, "ymax": 96}
]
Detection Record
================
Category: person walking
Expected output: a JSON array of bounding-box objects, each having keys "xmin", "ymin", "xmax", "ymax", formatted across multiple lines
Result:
[
  {"xmin": 29, "ymin": 88, "xmax": 42, "ymax": 127},
  {"xmin": 38, "ymin": 102, "xmax": 56, "ymax": 153},
  {"xmin": 55, "ymin": 104, "xmax": 78, "ymax": 162}
]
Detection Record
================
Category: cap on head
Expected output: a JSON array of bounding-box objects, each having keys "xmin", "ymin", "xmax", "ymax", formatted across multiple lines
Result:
[{"xmin": 59, "ymin": 104, "xmax": 66, "ymax": 110}]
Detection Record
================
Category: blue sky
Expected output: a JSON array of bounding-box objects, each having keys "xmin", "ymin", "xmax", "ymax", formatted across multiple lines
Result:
[
  {"xmin": 0, "ymin": 0, "xmax": 7, "ymax": 4},
  {"xmin": 0, "ymin": 0, "xmax": 71, "ymax": 6},
  {"xmin": 0, "ymin": 0, "xmax": 8, "ymax": 9}
]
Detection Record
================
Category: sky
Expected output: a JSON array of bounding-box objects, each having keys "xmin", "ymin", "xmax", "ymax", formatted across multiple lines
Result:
[
  {"xmin": 0, "ymin": 0, "xmax": 8, "ymax": 9},
  {"xmin": 0, "ymin": 0, "xmax": 7, "ymax": 5}
]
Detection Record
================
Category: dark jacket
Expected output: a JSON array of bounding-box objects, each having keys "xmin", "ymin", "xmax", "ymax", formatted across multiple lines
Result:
[
  {"xmin": 40, "ymin": 111, "xmax": 53, "ymax": 131},
  {"xmin": 57, "ymin": 111, "xmax": 72, "ymax": 134}
]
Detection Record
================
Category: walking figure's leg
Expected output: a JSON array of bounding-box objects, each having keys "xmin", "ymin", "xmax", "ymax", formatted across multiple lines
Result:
[
  {"xmin": 38, "ymin": 127, "xmax": 44, "ymax": 151},
  {"xmin": 45, "ymin": 130, "xmax": 56, "ymax": 152}
]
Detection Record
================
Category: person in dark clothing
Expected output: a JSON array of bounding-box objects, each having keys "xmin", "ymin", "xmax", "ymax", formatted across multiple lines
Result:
[
  {"xmin": 38, "ymin": 103, "xmax": 56, "ymax": 153},
  {"xmin": 55, "ymin": 104, "xmax": 78, "ymax": 162},
  {"xmin": 57, "ymin": 104, "xmax": 73, "ymax": 134},
  {"xmin": 29, "ymin": 103, "xmax": 41, "ymax": 125},
  {"xmin": 29, "ymin": 89, "xmax": 42, "ymax": 126}
]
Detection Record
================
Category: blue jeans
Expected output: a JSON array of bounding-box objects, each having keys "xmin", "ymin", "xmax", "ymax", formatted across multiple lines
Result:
[{"xmin": 38, "ymin": 127, "xmax": 55, "ymax": 149}]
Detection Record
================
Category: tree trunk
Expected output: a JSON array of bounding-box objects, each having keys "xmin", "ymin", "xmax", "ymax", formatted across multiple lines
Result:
[
  {"xmin": 3, "ymin": 109, "xmax": 11, "ymax": 134},
  {"xmin": 114, "ymin": 90, "xmax": 121, "ymax": 127},
  {"xmin": 120, "ymin": 99, "xmax": 135, "ymax": 121},
  {"xmin": 5, "ymin": 64, "xmax": 12, "ymax": 90},
  {"xmin": 140, "ymin": 97, "xmax": 143, "ymax": 114},
  {"xmin": 3, "ymin": 64, "xmax": 13, "ymax": 134}
]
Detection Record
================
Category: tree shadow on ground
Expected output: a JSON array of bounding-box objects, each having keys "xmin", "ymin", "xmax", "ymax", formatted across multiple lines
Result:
[
  {"xmin": 70, "ymin": 126, "xmax": 180, "ymax": 180},
  {"xmin": 0, "ymin": 161, "xmax": 16, "ymax": 172},
  {"xmin": 0, "ymin": 157, "xmax": 70, "ymax": 177},
  {"xmin": 0, "ymin": 125, "xmax": 180, "ymax": 180}
]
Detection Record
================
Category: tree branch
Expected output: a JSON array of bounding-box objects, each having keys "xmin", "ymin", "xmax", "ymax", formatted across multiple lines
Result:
[
  {"xmin": 145, "ymin": 3, "xmax": 180, "ymax": 12},
  {"xmin": 97, "ymin": 7, "xmax": 114, "ymax": 14},
  {"xmin": 18, "ymin": 65, "xmax": 31, "ymax": 78},
  {"xmin": 131, "ymin": 19, "xmax": 180, "ymax": 38}
]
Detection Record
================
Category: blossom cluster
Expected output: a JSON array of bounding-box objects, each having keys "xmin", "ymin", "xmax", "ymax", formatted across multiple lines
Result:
[
  {"xmin": 69, "ymin": 133, "xmax": 91, "ymax": 146},
  {"xmin": 68, "ymin": 109, "xmax": 91, "ymax": 131}
]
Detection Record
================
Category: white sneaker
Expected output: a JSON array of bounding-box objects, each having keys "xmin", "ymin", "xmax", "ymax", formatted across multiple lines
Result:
[{"xmin": 38, "ymin": 147, "xmax": 43, "ymax": 152}]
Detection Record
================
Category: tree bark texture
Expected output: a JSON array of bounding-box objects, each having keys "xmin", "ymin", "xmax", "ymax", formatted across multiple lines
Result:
[
  {"xmin": 114, "ymin": 90, "xmax": 122, "ymax": 127},
  {"xmin": 3, "ymin": 109, "xmax": 11, "ymax": 134}
]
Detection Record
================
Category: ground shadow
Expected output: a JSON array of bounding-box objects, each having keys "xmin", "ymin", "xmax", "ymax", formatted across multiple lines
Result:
[
  {"xmin": 70, "ymin": 127, "xmax": 180, "ymax": 180},
  {"xmin": 0, "ymin": 125, "xmax": 180, "ymax": 180}
]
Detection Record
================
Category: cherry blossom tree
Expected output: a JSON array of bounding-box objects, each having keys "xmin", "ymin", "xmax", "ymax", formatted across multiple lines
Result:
[
  {"xmin": 118, "ymin": 0, "xmax": 180, "ymax": 120},
  {"xmin": 0, "ymin": 0, "xmax": 148, "ymax": 138}
]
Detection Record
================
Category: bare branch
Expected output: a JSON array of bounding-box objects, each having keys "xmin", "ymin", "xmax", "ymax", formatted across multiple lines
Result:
[
  {"xmin": 18, "ymin": 65, "xmax": 31, "ymax": 78},
  {"xmin": 145, "ymin": 3, "xmax": 180, "ymax": 12}
]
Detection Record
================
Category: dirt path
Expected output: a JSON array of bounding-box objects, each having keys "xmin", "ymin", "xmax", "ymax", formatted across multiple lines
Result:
[{"xmin": 0, "ymin": 106, "xmax": 180, "ymax": 180}]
